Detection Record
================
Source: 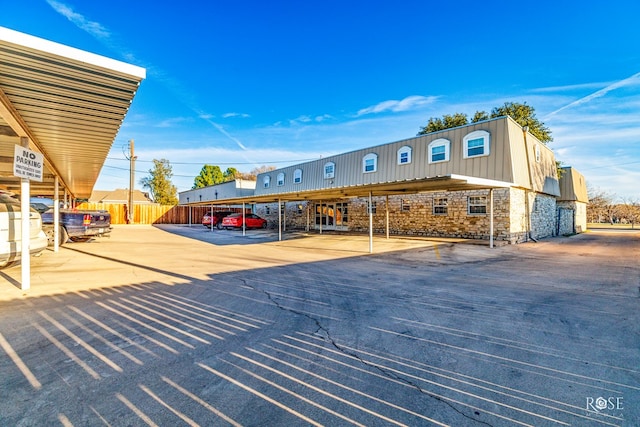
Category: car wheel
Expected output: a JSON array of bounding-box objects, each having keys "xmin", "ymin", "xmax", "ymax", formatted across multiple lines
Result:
[
  {"xmin": 262, "ymin": 222, "xmax": 268, "ymax": 229},
  {"xmin": 45, "ymin": 225, "xmax": 68, "ymax": 246},
  {"xmin": 217, "ymin": 222, "xmax": 222, "ymax": 230}
]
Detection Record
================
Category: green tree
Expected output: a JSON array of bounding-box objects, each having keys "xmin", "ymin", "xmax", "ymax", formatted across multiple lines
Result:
[
  {"xmin": 223, "ymin": 167, "xmax": 239, "ymax": 182},
  {"xmin": 418, "ymin": 102, "xmax": 552, "ymax": 144},
  {"xmin": 140, "ymin": 159, "xmax": 178, "ymax": 205},
  {"xmin": 471, "ymin": 110, "xmax": 489, "ymax": 123},
  {"xmin": 193, "ymin": 165, "xmax": 223, "ymax": 189},
  {"xmin": 489, "ymin": 102, "xmax": 552, "ymax": 143},
  {"xmin": 418, "ymin": 113, "xmax": 469, "ymax": 135},
  {"xmin": 417, "ymin": 102, "xmax": 560, "ymax": 176}
]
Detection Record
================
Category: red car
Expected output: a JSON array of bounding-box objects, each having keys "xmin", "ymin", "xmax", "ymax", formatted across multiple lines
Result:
[
  {"xmin": 202, "ymin": 211, "xmax": 235, "ymax": 229},
  {"xmin": 221, "ymin": 213, "xmax": 267, "ymax": 229}
]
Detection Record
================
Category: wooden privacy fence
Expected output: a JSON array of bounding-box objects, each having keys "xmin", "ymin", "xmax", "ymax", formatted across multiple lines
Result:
[{"xmin": 76, "ymin": 203, "xmax": 246, "ymax": 225}]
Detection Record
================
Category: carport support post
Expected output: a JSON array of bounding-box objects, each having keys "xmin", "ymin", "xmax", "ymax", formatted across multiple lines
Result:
[
  {"xmin": 368, "ymin": 191, "xmax": 373, "ymax": 253},
  {"xmin": 210, "ymin": 204, "xmax": 213, "ymax": 231},
  {"xmin": 489, "ymin": 188, "xmax": 494, "ymax": 249},
  {"xmin": 20, "ymin": 137, "xmax": 31, "ymax": 290},
  {"xmin": 319, "ymin": 200, "xmax": 322, "ymax": 234},
  {"xmin": 385, "ymin": 195, "xmax": 389, "ymax": 239},
  {"xmin": 277, "ymin": 199, "xmax": 282, "ymax": 241},
  {"xmin": 282, "ymin": 201, "xmax": 286, "ymax": 232},
  {"xmin": 242, "ymin": 202, "xmax": 246, "ymax": 236},
  {"xmin": 53, "ymin": 176, "xmax": 60, "ymax": 252},
  {"xmin": 306, "ymin": 203, "xmax": 310, "ymax": 232}
]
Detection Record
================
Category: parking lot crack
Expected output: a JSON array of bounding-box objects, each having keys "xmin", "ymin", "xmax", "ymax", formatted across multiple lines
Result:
[{"xmin": 242, "ymin": 279, "xmax": 492, "ymax": 426}]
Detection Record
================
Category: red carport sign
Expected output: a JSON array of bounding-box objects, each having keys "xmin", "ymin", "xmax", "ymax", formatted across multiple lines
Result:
[{"xmin": 13, "ymin": 145, "xmax": 44, "ymax": 182}]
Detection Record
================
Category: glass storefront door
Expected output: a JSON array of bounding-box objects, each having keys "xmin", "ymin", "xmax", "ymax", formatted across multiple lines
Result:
[{"xmin": 315, "ymin": 202, "xmax": 348, "ymax": 230}]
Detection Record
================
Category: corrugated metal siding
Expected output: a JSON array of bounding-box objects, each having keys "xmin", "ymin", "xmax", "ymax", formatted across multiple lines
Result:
[
  {"xmin": 506, "ymin": 120, "xmax": 531, "ymax": 187},
  {"xmin": 558, "ymin": 167, "xmax": 588, "ymax": 202},
  {"xmin": 255, "ymin": 116, "xmax": 560, "ymax": 197},
  {"xmin": 179, "ymin": 180, "xmax": 257, "ymax": 204},
  {"xmin": 497, "ymin": 119, "xmax": 560, "ymax": 196}
]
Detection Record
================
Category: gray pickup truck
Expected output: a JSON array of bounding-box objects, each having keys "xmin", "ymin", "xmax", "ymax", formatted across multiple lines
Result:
[{"xmin": 41, "ymin": 208, "xmax": 112, "ymax": 246}]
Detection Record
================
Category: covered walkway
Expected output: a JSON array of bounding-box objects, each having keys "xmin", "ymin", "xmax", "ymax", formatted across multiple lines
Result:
[{"xmin": 180, "ymin": 174, "xmax": 513, "ymax": 253}]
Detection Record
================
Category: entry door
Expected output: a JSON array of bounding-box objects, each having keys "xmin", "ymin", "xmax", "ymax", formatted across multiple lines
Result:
[
  {"xmin": 316, "ymin": 203, "xmax": 335, "ymax": 230},
  {"xmin": 315, "ymin": 203, "xmax": 348, "ymax": 230}
]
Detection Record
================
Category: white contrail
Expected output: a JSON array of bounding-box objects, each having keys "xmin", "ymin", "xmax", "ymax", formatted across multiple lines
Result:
[{"xmin": 545, "ymin": 71, "xmax": 640, "ymax": 118}]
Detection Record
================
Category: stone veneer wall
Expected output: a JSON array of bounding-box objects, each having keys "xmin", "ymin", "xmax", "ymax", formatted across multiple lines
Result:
[
  {"xmin": 575, "ymin": 201, "xmax": 587, "ymax": 232},
  {"xmin": 508, "ymin": 188, "xmax": 557, "ymax": 243},
  {"xmin": 346, "ymin": 190, "xmax": 511, "ymax": 241},
  {"xmin": 256, "ymin": 188, "xmax": 562, "ymax": 243},
  {"xmin": 255, "ymin": 202, "xmax": 310, "ymax": 230},
  {"xmin": 557, "ymin": 200, "xmax": 587, "ymax": 234},
  {"xmin": 530, "ymin": 193, "xmax": 558, "ymax": 240}
]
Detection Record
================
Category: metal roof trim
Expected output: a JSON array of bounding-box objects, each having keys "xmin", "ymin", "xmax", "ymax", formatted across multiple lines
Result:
[{"xmin": 0, "ymin": 26, "xmax": 146, "ymax": 79}]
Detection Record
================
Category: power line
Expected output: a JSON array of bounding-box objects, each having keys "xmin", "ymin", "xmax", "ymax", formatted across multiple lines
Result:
[
  {"xmin": 102, "ymin": 164, "xmax": 196, "ymax": 178},
  {"xmin": 105, "ymin": 156, "xmax": 317, "ymax": 165}
]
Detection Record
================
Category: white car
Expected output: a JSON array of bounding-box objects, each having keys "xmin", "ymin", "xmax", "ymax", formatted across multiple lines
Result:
[{"xmin": 0, "ymin": 191, "xmax": 48, "ymax": 268}]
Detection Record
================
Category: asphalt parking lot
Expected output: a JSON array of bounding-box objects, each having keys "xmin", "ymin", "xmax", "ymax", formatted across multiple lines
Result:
[{"xmin": 0, "ymin": 225, "xmax": 638, "ymax": 426}]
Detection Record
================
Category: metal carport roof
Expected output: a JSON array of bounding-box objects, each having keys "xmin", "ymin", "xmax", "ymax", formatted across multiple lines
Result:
[
  {"xmin": 181, "ymin": 174, "xmax": 513, "ymax": 206},
  {"xmin": 0, "ymin": 26, "xmax": 146, "ymax": 199},
  {"xmin": 183, "ymin": 174, "xmax": 513, "ymax": 252}
]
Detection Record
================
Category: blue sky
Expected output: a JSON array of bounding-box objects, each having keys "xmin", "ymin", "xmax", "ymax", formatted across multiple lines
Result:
[{"xmin": 3, "ymin": 1, "xmax": 640, "ymax": 200}]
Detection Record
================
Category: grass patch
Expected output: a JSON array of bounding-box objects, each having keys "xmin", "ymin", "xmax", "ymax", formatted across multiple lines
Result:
[{"xmin": 588, "ymin": 223, "xmax": 638, "ymax": 230}]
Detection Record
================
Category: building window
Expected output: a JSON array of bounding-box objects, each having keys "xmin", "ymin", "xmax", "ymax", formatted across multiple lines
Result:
[
  {"xmin": 367, "ymin": 200, "xmax": 377, "ymax": 214},
  {"xmin": 535, "ymin": 145, "xmax": 541, "ymax": 163},
  {"xmin": 363, "ymin": 153, "xmax": 378, "ymax": 173},
  {"xmin": 428, "ymin": 138, "xmax": 450, "ymax": 163},
  {"xmin": 397, "ymin": 146, "xmax": 412, "ymax": 165},
  {"xmin": 294, "ymin": 168, "xmax": 303, "ymax": 184},
  {"xmin": 277, "ymin": 172, "xmax": 285, "ymax": 186},
  {"xmin": 324, "ymin": 162, "xmax": 335, "ymax": 179},
  {"xmin": 468, "ymin": 196, "xmax": 487, "ymax": 214},
  {"xmin": 263, "ymin": 175, "xmax": 271, "ymax": 188},
  {"xmin": 433, "ymin": 197, "xmax": 448, "ymax": 215},
  {"xmin": 401, "ymin": 199, "xmax": 410, "ymax": 211},
  {"xmin": 265, "ymin": 206, "xmax": 271, "ymax": 215},
  {"xmin": 296, "ymin": 204, "xmax": 304, "ymax": 214},
  {"xmin": 463, "ymin": 130, "xmax": 490, "ymax": 158}
]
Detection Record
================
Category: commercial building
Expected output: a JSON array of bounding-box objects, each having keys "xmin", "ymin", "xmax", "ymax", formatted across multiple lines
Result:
[{"xmin": 182, "ymin": 116, "xmax": 587, "ymax": 244}]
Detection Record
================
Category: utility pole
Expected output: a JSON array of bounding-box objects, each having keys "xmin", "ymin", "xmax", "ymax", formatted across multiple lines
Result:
[{"xmin": 128, "ymin": 139, "xmax": 136, "ymax": 224}]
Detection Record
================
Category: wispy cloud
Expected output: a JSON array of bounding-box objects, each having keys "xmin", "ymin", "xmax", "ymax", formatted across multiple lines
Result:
[
  {"xmin": 46, "ymin": 0, "xmax": 110, "ymax": 39},
  {"xmin": 357, "ymin": 95, "xmax": 438, "ymax": 116},
  {"xmin": 155, "ymin": 117, "xmax": 192, "ymax": 128},
  {"xmin": 222, "ymin": 112, "xmax": 250, "ymax": 119},
  {"xmin": 288, "ymin": 114, "xmax": 334, "ymax": 126}
]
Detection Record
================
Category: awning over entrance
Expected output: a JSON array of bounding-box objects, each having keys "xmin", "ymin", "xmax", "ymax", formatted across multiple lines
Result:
[{"xmin": 0, "ymin": 26, "xmax": 146, "ymax": 199}]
